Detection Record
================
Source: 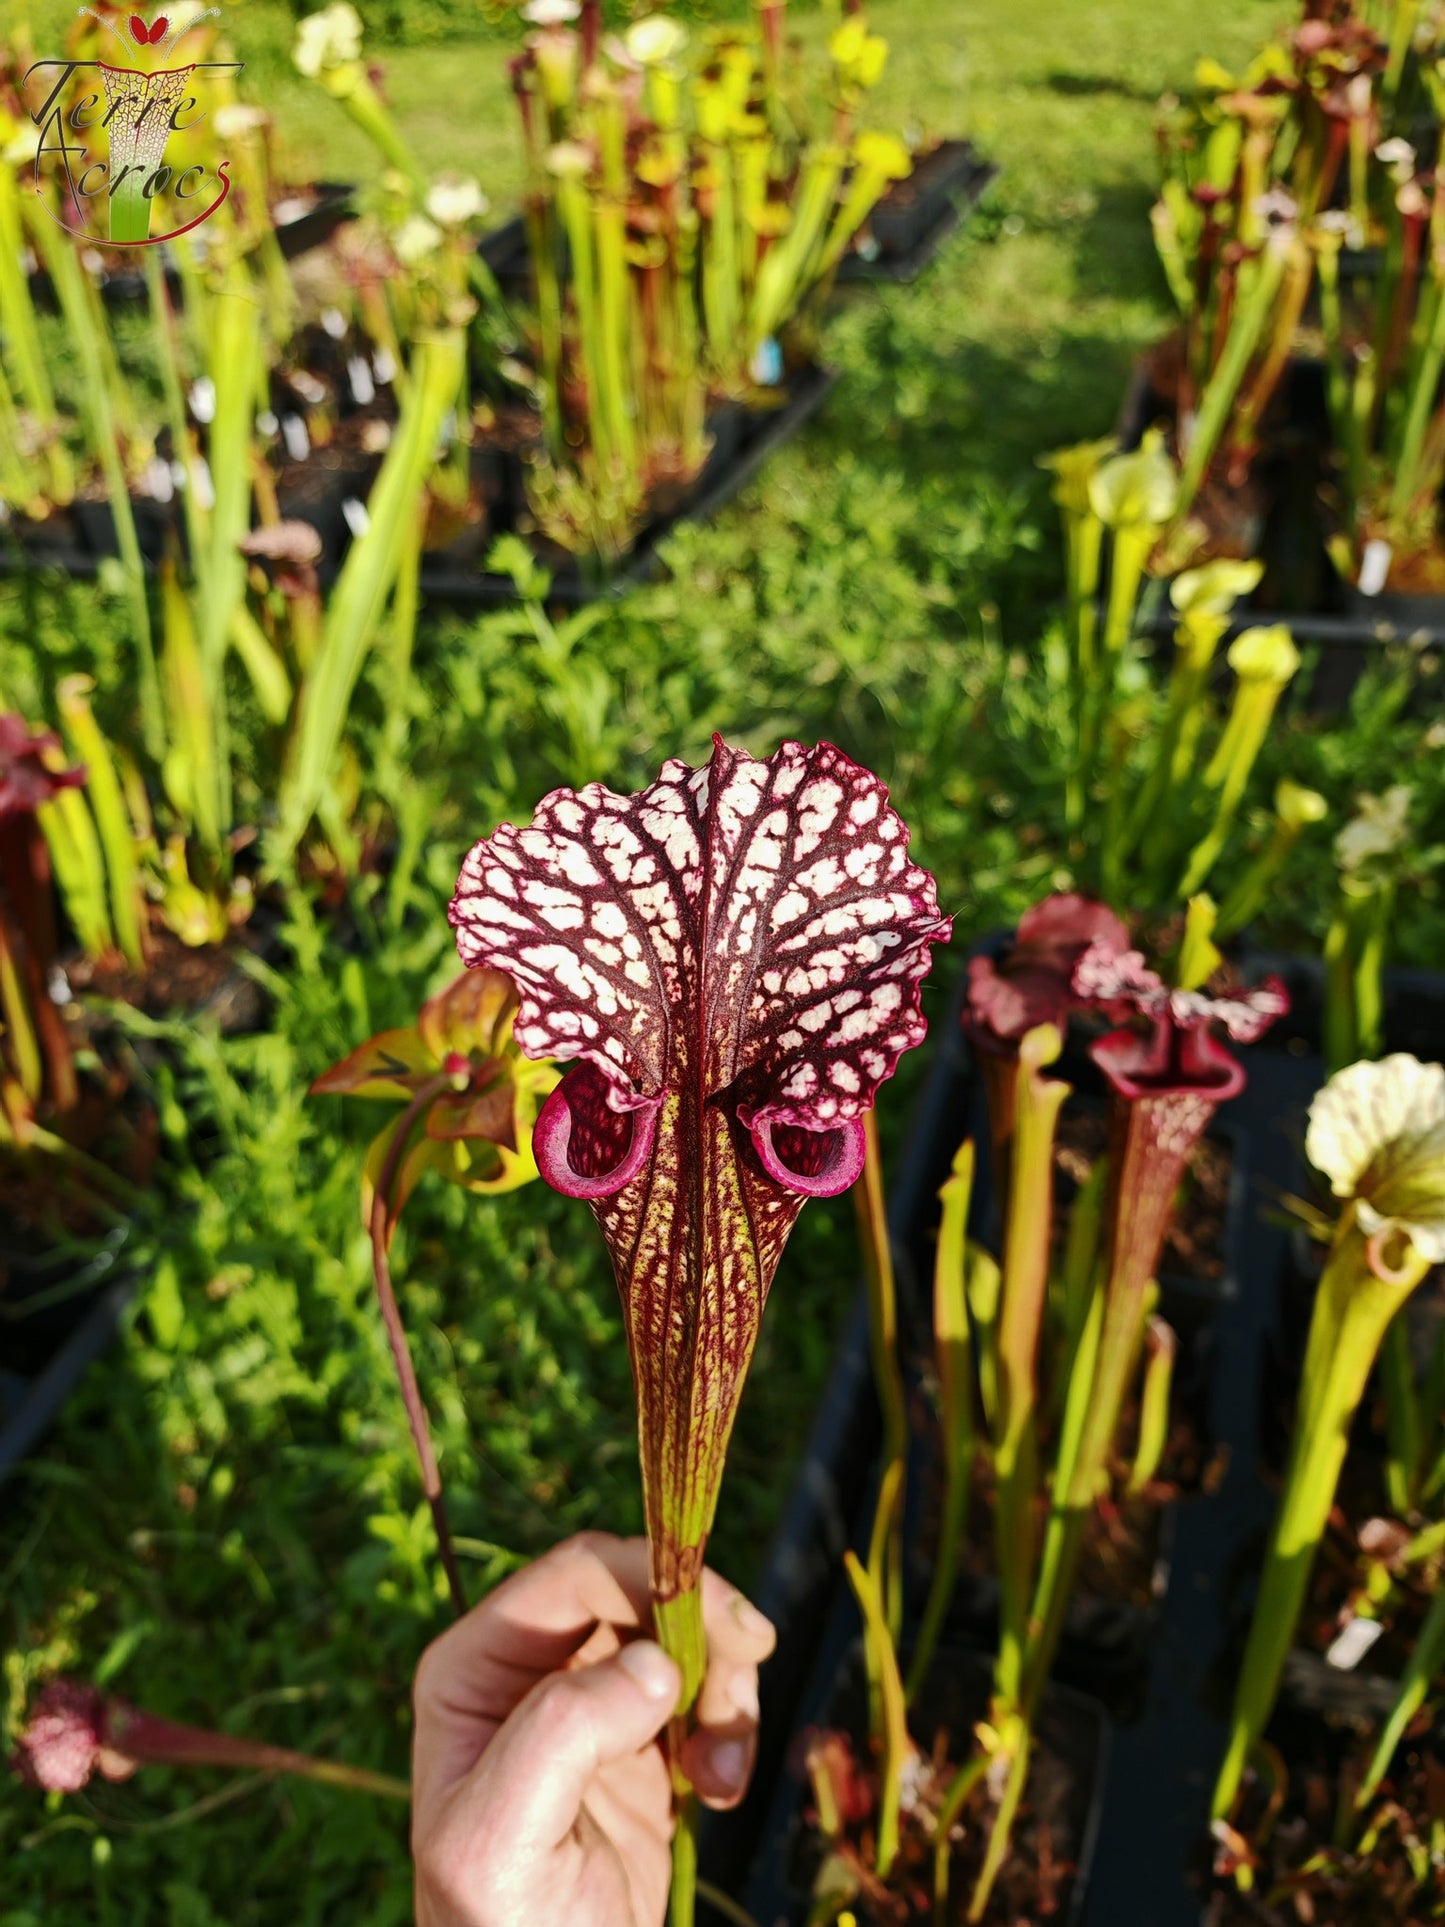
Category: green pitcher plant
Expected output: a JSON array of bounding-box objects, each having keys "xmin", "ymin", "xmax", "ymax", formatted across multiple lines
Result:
[{"xmin": 1213, "ymin": 1052, "xmax": 1445, "ymax": 1823}]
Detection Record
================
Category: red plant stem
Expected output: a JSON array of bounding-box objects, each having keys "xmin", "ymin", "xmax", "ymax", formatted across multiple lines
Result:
[
  {"xmin": 370, "ymin": 1072, "xmax": 468, "ymax": 1620},
  {"xmin": 1381, "ymin": 210, "xmax": 1424, "ymax": 399},
  {"xmin": 107, "ymin": 1703, "xmax": 410, "ymax": 1802},
  {"xmin": 580, "ymin": 0, "xmax": 600, "ymax": 69}
]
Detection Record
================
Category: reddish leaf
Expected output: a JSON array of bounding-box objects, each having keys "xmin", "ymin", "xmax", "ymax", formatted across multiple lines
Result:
[
  {"xmin": 309, "ymin": 1025, "xmax": 437, "ymax": 1101},
  {"xmin": 425, "ymin": 1077, "xmax": 518, "ymax": 1150},
  {"xmin": 0, "ymin": 715, "xmax": 85, "ymax": 822},
  {"xmin": 416, "ymin": 966, "xmax": 521, "ymax": 1068}
]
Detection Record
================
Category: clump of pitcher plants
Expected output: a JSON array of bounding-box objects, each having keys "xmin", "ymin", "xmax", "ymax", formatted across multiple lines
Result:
[
  {"xmin": 792, "ymin": 894, "xmax": 1285, "ymax": 1922},
  {"xmin": 505, "ymin": 0, "xmax": 910, "ymax": 556},
  {"xmin": 1214, "ymin": 1052, "xmax": 1445, "ymax": 1826}
]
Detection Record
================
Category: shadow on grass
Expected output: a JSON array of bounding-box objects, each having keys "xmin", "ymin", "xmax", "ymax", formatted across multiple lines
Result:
[
  {"xmin": 1041, "ymin": 69, "xmax": 1161, "ymax": 103},
  {"xmin": 1057, "ymin": 176, "xmax": 1172, "ymax": 308}
]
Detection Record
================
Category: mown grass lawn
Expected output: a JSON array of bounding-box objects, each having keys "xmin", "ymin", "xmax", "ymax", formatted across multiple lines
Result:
[{"xmin": 0, "ymin": 0, "xmax": 1413, "ymax": 1921}]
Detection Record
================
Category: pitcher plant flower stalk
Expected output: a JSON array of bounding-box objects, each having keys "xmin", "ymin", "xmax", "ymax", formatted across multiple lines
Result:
[
  {"xmin": 449, "ymin": 736, "xmax": 950, "ymax": 1924},
  {"xmin": 1177, "ymin": 624, "xmax": 1301, "ymax": 900},
  {"xmin": 14, "ymin": 1679, "xmax": 409, "ymax": 1804},
  {"xmin": 1212, "ymin": 1053, "xmax": 1445, "ymax": 1823},
  {"xmin": 312, "ymin": 970, "xmax": 557, "ymax": 1618},
  {"xmin": 855, "ymin": 1107, "xmax": 908, "ymax": 1643}
]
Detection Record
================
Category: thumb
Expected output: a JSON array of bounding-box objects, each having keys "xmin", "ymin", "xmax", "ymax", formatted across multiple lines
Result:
[{"xmin": 445, "ymin": 1640, "xmax": 680, "ymax": 1859}]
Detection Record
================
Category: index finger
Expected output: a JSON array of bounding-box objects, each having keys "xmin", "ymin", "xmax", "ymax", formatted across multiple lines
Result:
[{"xmin": 413, "ymin": 1532, "xmax": 653, "ymax": 1814}]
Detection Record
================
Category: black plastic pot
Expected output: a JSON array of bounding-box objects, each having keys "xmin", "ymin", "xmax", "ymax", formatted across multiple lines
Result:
[
  {"xmin": 476, "ymin": 214, "xmax": 531, "ymax": 307},
  {"xmin": 745, "ymin": 1640, "xmax": 1108, "ymax": 1926},
  {"xmin": 72, "ymin": 494, "xmax": 178, "ymax": 565},
  {"xmin": 838, "ymin": 140, "xmax": 998, "ymax": 286},
  {"xmin": 0, "ymin": 1232, "xmax": 137, "ymax": 1484},
  {"xmin": 272, "ymin": 181, "xmax": 356, "ymax": 260},
  {"xmin": 1115, "ymin": 351, "xmax": 1445, "ymax": 710}
]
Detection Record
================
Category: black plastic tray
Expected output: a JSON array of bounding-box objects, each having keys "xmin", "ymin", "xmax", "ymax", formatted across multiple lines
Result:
[
  {"xmin": 1115, "ymin": 354, "xmax": 1445, "ymax": 709},
  {"xmin": 0, "ymin": 1256, "xmax": 136, "ymax": 1483},
  {"xmin": 745, "ymin": 1637, "xmax": 1109, "ymax": 1927},
  {"xmin": 415, "ymin": 363, "xmax": 840, "ymax": 609},
  {"xmin": 478, "ymin": 141, "xmax": 998, "ymax": 303},
  {"xmin": 836, "ymin": 139, "xmax": 998, "ymax": 286},
  {"xmin": 0, "ymin": 368, "xmax": 839, "ymax": 609}
]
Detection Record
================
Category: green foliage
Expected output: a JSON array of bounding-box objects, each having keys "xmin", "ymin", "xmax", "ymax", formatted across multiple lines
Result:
[{"xmin": 280, "ymin": 0, "xmax": 780, "ymax": 50}]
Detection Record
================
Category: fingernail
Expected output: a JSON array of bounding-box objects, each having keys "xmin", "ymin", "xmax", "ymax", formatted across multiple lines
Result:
[
  {"xmin": 727, "ymin": 1668, "xmax": 760, "ymax": 1722},
  {"xmin": 730, "ymin": 1594, "xmax": 774, "ymax": 1643},
  {"xmin": 704, "ymin": 1736, "xmax": 750, "ymax": 1792},
  {"xmin": 618, "ymin": 1640, "xmax": 678, "ymax": 1702}
]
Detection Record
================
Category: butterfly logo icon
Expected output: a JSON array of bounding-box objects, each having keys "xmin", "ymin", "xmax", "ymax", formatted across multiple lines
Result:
[{"xmin": 128, "ymin": 13, "xmax": 169, "ymax": 43}]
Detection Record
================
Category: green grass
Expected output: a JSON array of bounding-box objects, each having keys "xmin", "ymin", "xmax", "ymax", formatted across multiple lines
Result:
[{"xmin": 5, "ymin": 0, "xmax": 1445, "ymax": 1920}]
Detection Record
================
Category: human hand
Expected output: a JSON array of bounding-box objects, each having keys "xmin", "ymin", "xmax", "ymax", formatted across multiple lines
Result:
[{"xmin": 411, "ymin": 1530, "xmax": 776, "ymax": 1926}]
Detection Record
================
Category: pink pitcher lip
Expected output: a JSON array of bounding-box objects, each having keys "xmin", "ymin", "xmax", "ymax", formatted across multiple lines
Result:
[
  {"xmin": 534, "ymin": 1067, "xmax": 664, "ymax": 1199},
  {"xmin": 1090, "ymin": 1020, "xmax": 1247, "ymax": 1105},
  {"xmin": 740, "ymin": 1109, "xmax": 868, "ymax": 1198}
]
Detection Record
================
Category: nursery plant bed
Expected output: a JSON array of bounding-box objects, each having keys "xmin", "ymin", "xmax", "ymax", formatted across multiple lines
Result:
[
  {"xmin": 477, "ymin": 142, "xmax": 998, "ymax": 304},
  {"xmin": 891, "ymin": 964, "xmax": 1238, "ymax": 1717},
  {"xmin": 0, "ymin": 371, "xmax": 838, "ymax": 602},
  {"xmin": 1201, "ymin": 1693, "xmax": 1445, "ymax": 1925},
  {"xmin": 1115, "ymin": 351, "xmax": 1445, "ymax": 708},
  {"xmin": 415, "ymin": 363, "xmax": 841, "ymax": 608},
  {"xmin": 742, "ymin": 1634, "xmax": 1109, "ymax": 1926},
  {"xmin": 836, "ymin": 139, "xmax": 999, "ymax": 285},
  {"xmin": 27, "ymin": 184, "xmax": 361, "ymax": 307},
  {"xmin": 698, "ymin": 966, "xmax": 975, "ymax": 1903},
  {"xmin": 1079, "ymin": 944, "xmax": 1445, "ymax": 1923},
  {"xmin": 1079, "ymin": 1045, "xmax": 1322, "ymax": 1927},
  {"xmin": 921, "ymin": 1277, "xmax": 1218, "ymax": 1723}
]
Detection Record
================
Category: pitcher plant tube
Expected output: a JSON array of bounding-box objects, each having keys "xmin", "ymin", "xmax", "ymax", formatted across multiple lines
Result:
[
  {"xmin": 448, "ymin": 735, "xmax": 950, "ymax": 1924},
  {"xmin": 1213, "ymin": 1052, "xmax": 1445, "ymax": 1824}
]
